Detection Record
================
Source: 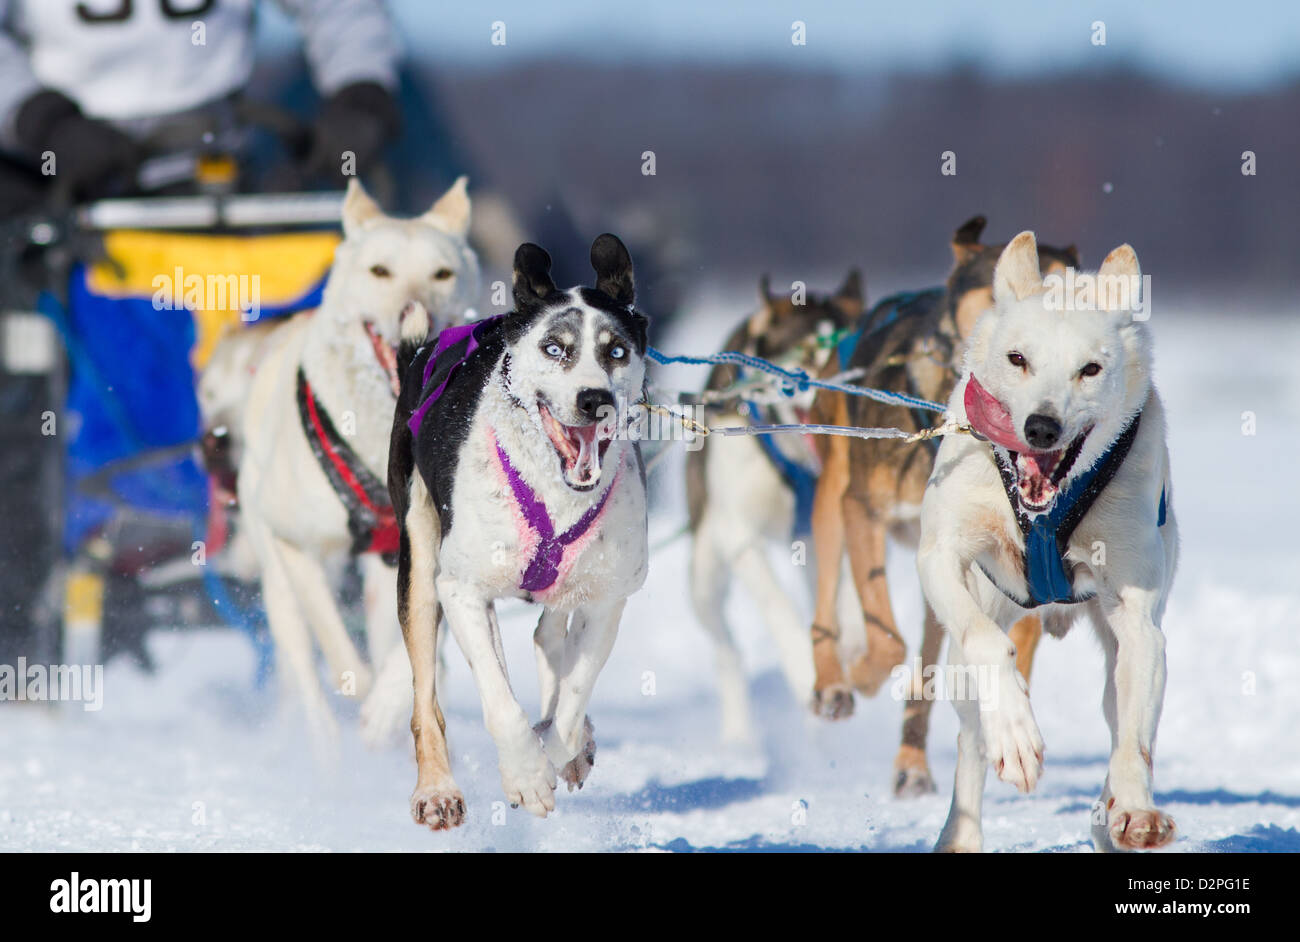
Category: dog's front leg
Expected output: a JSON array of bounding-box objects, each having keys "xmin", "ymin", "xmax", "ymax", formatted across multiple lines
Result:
[
  {"xmin": 919, "ymin": 548, "xmax": 1043, "ymax": 794},
  {"xmin": 1092, "ymin": 585, "xmax": 1174, "ymax": 851},
  {"xmin": 809, "ymin": 428, "xmax": 854, "ymax": 719},
  {"xmin": 243, "ymin": 511, "xmax": 340, "ymax": 758},
  {"xmin": 441, "ymin": 580, "xmax": 557, "ymax": 817},
  {"xmin": 537, "ymin": 598, "xmax": 625, "ymax": 791}
]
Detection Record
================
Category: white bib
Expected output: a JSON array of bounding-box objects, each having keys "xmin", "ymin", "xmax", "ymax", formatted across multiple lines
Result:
[{"xmin": 21, "ymin": 0, "xmax": 257, "ymax": 120}]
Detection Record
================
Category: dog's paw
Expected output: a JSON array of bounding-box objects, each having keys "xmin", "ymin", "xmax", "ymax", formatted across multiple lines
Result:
[
  {"xmin": 499, "ymin": 738, "xmax": 558, "ymax": 818},
  {"xmin": 892, "ymin": 744, "xmax": 937, "ymax": 798},
  {"xmin": 1107, "ymin": 807, "xmax": 1176, "ymax": 851},
  {"xmin": 411, "ymin": 783, "xmax": 466, "ymax": 831},
  {"xmin": 848, "ymin": 639, "xmax": 907, "ymax": 698},
  {"xmin": 557, "ymin": 717, "xmax": 597, "ymax": 792},
  {"xmin": 981, "ymin": 687, "xmax": 1044, "ymax": 793},
  {"xmin": 811, "ymin": 683, "xmax": 855, "ymax": 720}
]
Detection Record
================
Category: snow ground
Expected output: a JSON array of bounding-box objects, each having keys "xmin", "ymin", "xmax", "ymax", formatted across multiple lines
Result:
[{"xmin": 2, "ymin": 293, "xmax": 1298, "ymax": 852}]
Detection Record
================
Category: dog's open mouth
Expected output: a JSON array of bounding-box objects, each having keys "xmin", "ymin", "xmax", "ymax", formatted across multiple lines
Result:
[
  {"xmin": 1009, "ymin": 431, "xmax": 1089, "ymax": 513},
  {"xmin": 363, "ymin": 320, "xmax": 401, "ymax": 397},
  {"xmin": 539, "ymin": 400, "xmax": 615, "ymax": 490}
]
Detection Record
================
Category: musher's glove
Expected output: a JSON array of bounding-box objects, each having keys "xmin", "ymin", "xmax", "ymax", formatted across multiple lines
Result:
[
  {"xmin": 304, "ymin": 81, "xmax": 402, "ymax": 180},
  {"xmin": 15, "ymin": 90, "xmax": 141, "ymax": 201}
]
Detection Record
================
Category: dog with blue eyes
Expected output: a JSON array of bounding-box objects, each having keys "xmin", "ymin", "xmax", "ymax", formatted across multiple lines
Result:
[{"xmin": 388, "ymin": 234, "xmax": 650, "ymax": 829}]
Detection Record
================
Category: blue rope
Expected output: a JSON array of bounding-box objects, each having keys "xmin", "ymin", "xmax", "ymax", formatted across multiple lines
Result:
[{"xmin": 647, "ymin": 346, "xmax": 945, "ymax": 414}]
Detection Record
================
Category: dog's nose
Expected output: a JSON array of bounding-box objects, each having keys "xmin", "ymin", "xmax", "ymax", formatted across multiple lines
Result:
[
  {"xmin": 1024, "ymin": 413, "xmax": 1063, "ymax": 450},
  {"xmin": 575, "ymin": 388, "xmax": 615, "ymax": 423}
]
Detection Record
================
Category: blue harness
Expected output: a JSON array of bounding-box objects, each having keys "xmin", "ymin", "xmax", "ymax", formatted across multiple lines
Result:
[
  {"xmin": 736, "ymin": 287, "xmax": 942, "ymax": 539},
  {"xmin": 982, "ymin": 412, "xmax": 1167, "ymax": 608},
  {"xmin": 744, "ymin": 400, "xmax": 817, "ymax": 537},
  {"xmin": 836, "ymin": 287, "xmax": 945, "ymax": 371},
  {"xmin": 838, "ymin": 287, "xmax": 949, "ymax": 456}
]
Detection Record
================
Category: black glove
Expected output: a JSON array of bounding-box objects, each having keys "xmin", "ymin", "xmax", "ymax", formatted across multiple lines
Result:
[
  {"xmin": 15, "ymin": 90, "xmax": 141, "ymax": 202},
  {"xmin": 304, "ymin": 81, "xmax": 401, "ymax": 181}
]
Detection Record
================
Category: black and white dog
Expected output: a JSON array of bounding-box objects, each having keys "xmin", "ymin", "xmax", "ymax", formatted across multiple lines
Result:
[{"xmin": 388, "ymin": 234, "xmax": 650, "ymax": 829}]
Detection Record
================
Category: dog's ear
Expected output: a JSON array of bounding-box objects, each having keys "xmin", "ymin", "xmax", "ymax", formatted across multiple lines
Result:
[
  {"xmin": 835, "ymin": 268, "xmax": 863, "ymax": 303},
  {"xmin": 423, "ymin": 175, "xmax": 471, "ymax": 238},
  {"xmin": 758, "ymin": 273, "xmax": 773, "ymax": 305},
  {"xmin": 1097, "ymin": 244, "xmax": 1141, "ymax": 314},
  {"xmin": 590, "ymin": 233, "xmax": 635, "ymax": 306},
  {"xmin": 513, "ymin": 242, "xmax": 558, "ymax": 312},
  {"xmin": 342, "ymin": 178, "xmax": 383, "ymax": 238},
  {"xmin": 952, "ymin": 215, "xmax": 987, "ymax": 264},
  {"xmin": 993, "ymin": 231, "xmax": 1042, "ymax": 303}
]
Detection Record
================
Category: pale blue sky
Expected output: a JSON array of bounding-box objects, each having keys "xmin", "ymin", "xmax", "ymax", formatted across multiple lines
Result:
[{"xmin": 262, "ymin": 0, "xmax": 1300, "ymax": 90}]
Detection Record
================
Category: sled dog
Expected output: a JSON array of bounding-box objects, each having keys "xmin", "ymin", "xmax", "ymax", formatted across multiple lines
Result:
[
  {"xmin": 807, "ymin": 217, "xmax": 1078, "ymax": 797},
  {"xmin": 389, "ymin": 235, "xmax": 649, "ymax": 829},
  {"xmin": 919, "ymin": 232, "xmax": 1177, "ymax": 852},
  {"xmin": 228, "ymin": 177, "xmax": 479, "ymax": 752}
]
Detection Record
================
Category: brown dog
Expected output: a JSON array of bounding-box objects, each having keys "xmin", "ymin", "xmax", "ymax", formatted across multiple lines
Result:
[{"xmin": 806, "ymin": 217, "xmax": 1078, "ymax": 795}]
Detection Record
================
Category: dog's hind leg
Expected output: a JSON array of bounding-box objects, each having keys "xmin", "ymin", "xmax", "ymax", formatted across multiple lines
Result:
[
  {"xmin": 1090, "ymin": 595, "xmax": 1175, "ymax": 852},
  {"xmin": 809, "ymin": 429, "xmax": 854, "ymax": 719},
  {"xmin": 361, "ymin": 553, "xmax": 402, "ymax": 669},
  {"xmin": 533, "ymin": 607, "xmax": 568, "ymax": 722},
  {"xmin": 690, "ymin": 520, "xmax": 755, "ymax": 743},
  {"xmin": 400, "ymin": 477, "xmax": 464, "ymax": 830},
  {"xmin": 842, "ymin": 493, "xmax": 907, "ymax": 697},
  {"xmin": 893, "ymin": 602, "xmax": 943, "ymax": 797},
  {"xmin": 537, "ymin": 599, "xmax": 625, "ymax": 792},
  {"xmin": 935, "ymin": 636, "xmax": 988, "ymax": 852},
  {"xmin": 731, "ymin": 545, "xmax": 814, "ymax": 709},
  {"xmin": 359, "ymin": 554, "xmax": 414, "ymax": 748}
]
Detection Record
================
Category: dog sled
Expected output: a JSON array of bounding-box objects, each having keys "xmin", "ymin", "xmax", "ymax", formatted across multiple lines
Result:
[{"xmin": 0, "ymin": 176, "xmax": 354, "ymax": 682}]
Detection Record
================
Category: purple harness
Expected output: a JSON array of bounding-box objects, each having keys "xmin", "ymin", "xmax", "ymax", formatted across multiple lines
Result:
[
  {"xmin": 407, "ymin": 315, "xmax": 503, "ymax": 437},
  {"xmin": 407, "ymin": 316, "xmax": 613, "ymax": 593},
  {"xmin": 495, "ymin": 439, "xmax": 615, "ymax": 593}
]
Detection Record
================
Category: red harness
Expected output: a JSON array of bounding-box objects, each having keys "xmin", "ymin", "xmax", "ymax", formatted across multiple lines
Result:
[{"xmin": 297, "ymin": 370, "xmax": 399, "ymax": 559}]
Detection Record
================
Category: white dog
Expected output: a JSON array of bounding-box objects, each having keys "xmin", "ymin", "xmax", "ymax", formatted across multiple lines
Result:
[
  {"xmin": 228, "ymin": 177, "xmax": 479, "ymax": 753},
  {"xmin": 917, "ymin": 232, "xmax": 1177, "ymax": 852}
]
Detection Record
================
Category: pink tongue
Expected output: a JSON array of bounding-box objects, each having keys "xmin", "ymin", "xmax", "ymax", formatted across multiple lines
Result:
[
  {"xmin": 964, "ymin": 375, "xmax": 1029, "ymax": 451},
  {"xmin": 572, "ymin": 425, "xmax": 600, "ymax": 482},
  {"xmin": 365, "ymin": 324, "xmax": 400, "ymax": 396}
]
